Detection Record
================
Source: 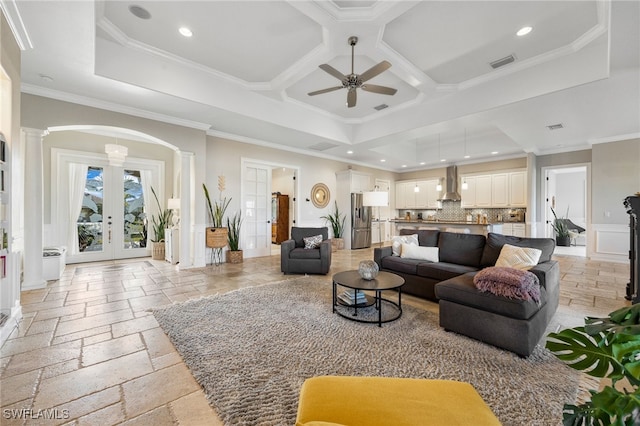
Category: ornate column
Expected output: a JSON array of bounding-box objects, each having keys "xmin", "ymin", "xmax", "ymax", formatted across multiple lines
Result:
[
  {"xmin": 178, "ymin": 151, "xmax": 195, "ymax": 269},
  {"xmin": 22, "ymin": 128, "xmax": 47, "ymax": 290}
]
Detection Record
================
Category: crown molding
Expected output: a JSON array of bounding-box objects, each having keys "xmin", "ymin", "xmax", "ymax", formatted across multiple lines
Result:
[
  {"xmin": 0, "ymin": 0, "xmax": 33, "ymax": 50},
  {"xmin": 21, "ymin": 83, "xmax": 212, "ymax": 131}
]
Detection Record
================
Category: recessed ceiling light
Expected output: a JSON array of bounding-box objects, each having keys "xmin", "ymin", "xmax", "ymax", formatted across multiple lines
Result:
[
  {"xmin": 179, "ymin": 27, "xmax": 193, "ymax": 37},
  {"xmin": 129, "ymin": 5, "xmax": 151, "ymax": 20},
  {"xmin": 491, "ymin": 151, "xmax": 499, "ymax": 155},
  {"xmin": 347, "ymin": 150, "xmax": 353, "ymax": 154},
  {"xmin": 419, "ymin": 162, "xmax": 425, "ymax": 165},
  {"xmin": 517, "ymin": 26, "xmax": 533, "ymax": 37},
  {"xmin": 380, "ymin": 159, "xmax": 386, "ymax": 163},
  {"xmin": 464, "ymin": 155, "xmax": 470, "ymax": 159},
  {"xmin": 440, "ymin": 159, "xmax": 446, "ymax": 162},
  {"xmin": 401, "ymin": 165, "xmax": 407, "ymax": 168}
]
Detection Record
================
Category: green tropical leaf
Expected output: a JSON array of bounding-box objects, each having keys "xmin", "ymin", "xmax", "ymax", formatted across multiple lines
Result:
[{"xmin": 546, "ymin": 327, "xmax": 625, "ymax": 379}]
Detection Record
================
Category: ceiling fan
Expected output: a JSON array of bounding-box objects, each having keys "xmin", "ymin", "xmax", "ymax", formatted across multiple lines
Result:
[{"xmin": 308, "ymin": 36, "xmax": 397, "ymax": 108}]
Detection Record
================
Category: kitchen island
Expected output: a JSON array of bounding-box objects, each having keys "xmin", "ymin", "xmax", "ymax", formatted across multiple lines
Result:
[{"xmin": 391, "ymin": 220, "xmax": 499, "ymax": 236}]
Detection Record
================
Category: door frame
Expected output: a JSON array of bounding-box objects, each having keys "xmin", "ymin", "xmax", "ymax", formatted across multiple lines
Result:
[
  {"xmin": 541, "ymin": 163, "xmax": 590, "ymax": 251},
  {"xmin": 241, "ymin": 157, "xmax": 299, "ymax": 258},
  {"xmin": 52, "ymin": 148, "xmax": 165, "ymax": 263}
]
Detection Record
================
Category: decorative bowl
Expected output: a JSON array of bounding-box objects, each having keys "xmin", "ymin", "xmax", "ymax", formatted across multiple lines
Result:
[{"xmin": 358, "ymin": 260, "xmax": 379, "ymax": 280}]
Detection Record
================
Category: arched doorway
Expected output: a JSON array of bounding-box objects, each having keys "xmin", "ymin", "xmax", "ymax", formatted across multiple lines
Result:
[{"xmin": 45, "ymin": 125, "xmax": 180, "ymax": 263}]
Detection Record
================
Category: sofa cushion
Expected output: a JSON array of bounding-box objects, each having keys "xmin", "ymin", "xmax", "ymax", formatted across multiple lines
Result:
[
  {"xmin": 290, "ymin": 248, "xmax": 321, "ymax": 260},
  {"xmin": 400, "ymin": 229, "xmax": 440, "ymax": 247},
  {"xmin": 495, "ymin": 244, "xmax": 542, "ymax": 270},
  {"xmin": 435, "ymin": 273, "xmax": 547, "ymax": 320},
  {"xmin": 417, "ymin": 262, "xmax": 478, "ymax": 281},
  {"xmin": 381, "ymin": 256, "xmax": 423, "ymax": 275},
  {"xmin": 401, "ymin": 244, "xmax": 439, "ymax": 262},
  {"xmin": 438, "ymin": 232, "xmax": 486, "ymax": 268},
  {"xmin": 481, "ymin": 233, "xmax": 555, "ymax": 267},
  {"xmin": 391, "ymin": 234, "xmax": 418, "ymax": 256}
]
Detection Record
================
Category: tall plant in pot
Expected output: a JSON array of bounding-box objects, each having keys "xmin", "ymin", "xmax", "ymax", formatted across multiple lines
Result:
[
  {"xmin": 321, "ymin": 201, "xmax": 346, "ymax": 251},
  {"xmin": 150, "ymin": 186, "xmax": 173, "ymax": 260},
  {"xmin": 203, "ymin": 180, "xmax": 231, "ymax": 250},
  {"xmin": 550, "ymin": 206, "xmax": 571, "ymax": 247},
  {"xmin": 226, "ymin": 211, "xmax": 243, "ymax": 264}
]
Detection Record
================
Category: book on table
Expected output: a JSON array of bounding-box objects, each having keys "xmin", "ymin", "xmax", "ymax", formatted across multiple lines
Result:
[{"xmin": 338, "ymin": 290, "xmax": 367, "ymax": 305}]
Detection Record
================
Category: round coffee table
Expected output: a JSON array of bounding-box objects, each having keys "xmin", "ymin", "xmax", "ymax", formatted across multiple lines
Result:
[{"xmin": 332, "ymin": 270, "xmax": 405, "ymax": 327}]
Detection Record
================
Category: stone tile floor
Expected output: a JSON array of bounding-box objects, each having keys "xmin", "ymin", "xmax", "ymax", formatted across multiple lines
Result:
[{"xmin": 0, "ymin": 248, "xmax": 630, "ymax": 425}]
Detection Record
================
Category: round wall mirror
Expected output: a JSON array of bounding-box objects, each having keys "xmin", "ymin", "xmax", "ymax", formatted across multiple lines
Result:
[{"xmin": 311, "ymin": 183, "xmax": 330, "ymax": 208}]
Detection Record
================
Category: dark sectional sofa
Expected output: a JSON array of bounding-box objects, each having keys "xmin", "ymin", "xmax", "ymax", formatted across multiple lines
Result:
[{"xmin": 373, "ymin": 229, "xmax": 559, "ymax": 356}]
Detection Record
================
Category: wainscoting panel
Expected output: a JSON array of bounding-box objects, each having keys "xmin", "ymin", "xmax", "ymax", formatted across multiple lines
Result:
[{"xmin": 590, "ymin": 224, "xmax": 628, "ymax": 263}]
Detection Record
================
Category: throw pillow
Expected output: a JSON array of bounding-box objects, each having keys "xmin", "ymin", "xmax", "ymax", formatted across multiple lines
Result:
[
  {"xmin": 400, "ymin": 244, "xmax": 439, "ymax": 262},
  {"xmin": 303, "ymin": 234, "xmax": 323, "ymax": 249},
  {"xmin": 391, "ymin": 234, "xmax": 418, "ymax": 256},
  {"xmin": 495, "ymin": 244, "xmax": 542, "ymax": 270}
]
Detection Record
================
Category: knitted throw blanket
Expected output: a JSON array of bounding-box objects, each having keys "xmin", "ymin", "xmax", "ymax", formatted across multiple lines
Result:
[{"xmin": 473, "ymin": 266, "xmax": 541, "ymax": 304}]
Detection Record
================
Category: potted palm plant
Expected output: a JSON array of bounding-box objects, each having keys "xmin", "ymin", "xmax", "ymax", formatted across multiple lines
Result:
[
  {"xmin": 550, "ymin": 206, "xmax": 571, "ymax": 247},
  {"xmin": 546, "ymin": 304, "xmax": 640, "ymax": 425},
  {"xmin": 150, "ymin": 186, "xmax": 173, "ymax": 260},
  {"xmin": 321, "ymin": 201, "xmax": 346, "ymax": 252},
  {"xmin": 226, "ymin": 211, "xmax": 243, "ymax": 264},
  {"xmin": 203, "ymin": 181, "xmax": 231, "ymax": 249}
]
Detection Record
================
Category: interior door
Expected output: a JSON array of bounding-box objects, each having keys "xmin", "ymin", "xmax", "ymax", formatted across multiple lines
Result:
[{"xmin": 242, "ymin": 162, "xmax": 272, "ymax": 258}]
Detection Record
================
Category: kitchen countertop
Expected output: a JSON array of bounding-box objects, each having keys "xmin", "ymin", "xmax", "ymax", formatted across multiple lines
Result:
[{"xmin": 391, "ymin": 219, "xmax": 495, "ymax": 226}]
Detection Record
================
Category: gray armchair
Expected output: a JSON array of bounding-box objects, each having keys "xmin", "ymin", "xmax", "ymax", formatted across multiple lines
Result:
[{"xmin": 281, "ymin": 227, "xmax": 332, "ymax": 275}]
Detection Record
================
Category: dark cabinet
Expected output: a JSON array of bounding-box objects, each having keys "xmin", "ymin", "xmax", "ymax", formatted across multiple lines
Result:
[{"xmin": 272, "ymin": 193, "xmax": 289, "ymax": 244}]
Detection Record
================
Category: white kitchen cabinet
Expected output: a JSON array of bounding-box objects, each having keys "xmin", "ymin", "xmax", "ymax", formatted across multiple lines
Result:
[
  {"xmin": 501, "ymin": 223, "xmax": 526, "ymax": 237},
  {"xmin": 508, "ymin": 171, "xmax": 527, "ymax": 207},
  {"xmin": 396, "ymin": 180, "xmax": 440, "ymax": 210},
  {"xmin": 475, "ymin": 175, "xmax": 492, "ymax": 207},
  {"xmin": 461, "ymin": 176, "xmax": 476, "ymax": 208},
  {"xmin": 461, "ymin": 170, "xmax": 527, "ymax": 208},
  {"xmin": 415, "ymin": 181, "xmax": 429, "ymax": 208},
  {"xmin": 491, "ymin": 173, "xmax": 509, "ymax": 207}
]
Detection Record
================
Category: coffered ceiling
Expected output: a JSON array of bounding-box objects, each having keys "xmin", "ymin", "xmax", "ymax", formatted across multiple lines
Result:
[{"xmin": 6, "ymin": 0, "xmax": 640, "ymax": 171}]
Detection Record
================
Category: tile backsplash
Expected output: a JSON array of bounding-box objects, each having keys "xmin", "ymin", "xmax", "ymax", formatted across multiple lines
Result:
[{"xmin": 397, "ymin": 200, "xmax": 525, "ymax": 223}]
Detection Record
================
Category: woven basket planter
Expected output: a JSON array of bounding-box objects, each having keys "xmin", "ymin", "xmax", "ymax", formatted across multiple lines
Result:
[
  {"xmin": 331, "ymin": 238, "xmax": 345, "ymax": 252},
  {"xmin": 226, "ymin": 250, "xmax": 243, "ymax": 264},
  {"xmin": 206, "ymin": 227, "xmax": 228, "ymax": 248},
  {"xmin": 151, "ymin": 241, "xmax": 165, "ymax": 260}
]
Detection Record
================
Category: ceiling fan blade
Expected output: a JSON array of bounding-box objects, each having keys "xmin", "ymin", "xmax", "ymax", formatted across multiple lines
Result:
[
  {"xmin": 359, "ymin": 60, "xmax": 392, "ymax": 82},
  {"xmin": 361, "ymin": 84, "xmax": 397, "ymax": 96},
  {"xmin": 347, "ymin": 89, "xmax": 357, "ymax": 108},
  {"xmin": 308, "ymin": 86, "xmax": 343, "ymax": 96},
  {"xmin": 319, "ymin": 64, "xmax": 347, "ymax": 81}
]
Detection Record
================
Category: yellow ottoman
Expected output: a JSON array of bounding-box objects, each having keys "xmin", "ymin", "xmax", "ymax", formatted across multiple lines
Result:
[{"xmin": 296, "ymin": 376, "xmax": 501, "ymax": 426}]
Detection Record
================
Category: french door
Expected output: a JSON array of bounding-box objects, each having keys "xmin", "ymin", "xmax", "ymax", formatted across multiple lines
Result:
[
  {"xmin": 56, "ymin": 150, "xmax": 164, "ymax": 263},
  {"xmin": 242, "ymin": 161, "xmax": 272, "ymax": 258}
]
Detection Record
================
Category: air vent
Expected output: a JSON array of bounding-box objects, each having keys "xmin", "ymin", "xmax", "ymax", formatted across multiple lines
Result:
[
  {"xmin": 308, "ymin": 142, "xmax": 338, "ymax": 151},
  {"xmin": 489, "ymin": 54, "xmax": 516, "ymax": 69},
  {"xmin": 547, "ymin": 123, "xmax": 564, "ymax": 130},
  {"xmin": 373, "ymin": 104, "xmax": 388, "ymax": 111},
  {"xmin": 129, "ymin": 5, "xmax": 152, "ymax": 20}
]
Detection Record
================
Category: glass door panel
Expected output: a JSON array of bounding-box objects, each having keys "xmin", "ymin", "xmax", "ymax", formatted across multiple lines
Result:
[
  {"xmin": 123, "ymin": 169, "xmax": 146, "ymax": 249},
  {"xmin": 243, "ymin": 163, "xmax": 271, "ymax": 258},
  {"xmin": 77, "ymin": 166, "xmax": 104, "ymax": 253}
]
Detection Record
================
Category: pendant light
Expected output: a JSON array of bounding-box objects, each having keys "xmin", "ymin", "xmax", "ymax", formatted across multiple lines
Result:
[
  {"xmin": 462, "ymin": 128, "xmax": 469, "ymax": 190},
  {"xmin": 436, "ymin": 134, "xmax": 443, "ymax": 191}
]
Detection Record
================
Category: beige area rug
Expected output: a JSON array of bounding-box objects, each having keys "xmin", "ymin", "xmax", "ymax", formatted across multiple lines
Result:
[{"xmin": 153, "ymin": 277, "xmax": 581, "ymax": 426}]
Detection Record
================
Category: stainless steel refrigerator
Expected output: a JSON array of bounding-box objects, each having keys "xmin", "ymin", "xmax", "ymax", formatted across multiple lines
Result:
[{"xmin": 351, "ymin": 193, "xmax": 372, "ymax": 249}]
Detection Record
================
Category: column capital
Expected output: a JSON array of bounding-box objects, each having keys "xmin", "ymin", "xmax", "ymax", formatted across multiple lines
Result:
[
  {"xmin": 178, "ymin": 150, "xmax": 195, "ymax": 158},
  {"xmin": 21, "ymin": 127, "xmax": 49, "ymax": 138}
]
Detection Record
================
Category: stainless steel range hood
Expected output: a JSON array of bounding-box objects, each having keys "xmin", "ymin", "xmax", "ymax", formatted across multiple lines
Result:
[{"xmin": 438, "ymin": 165, "xmax": 462, "ymax": 201}]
